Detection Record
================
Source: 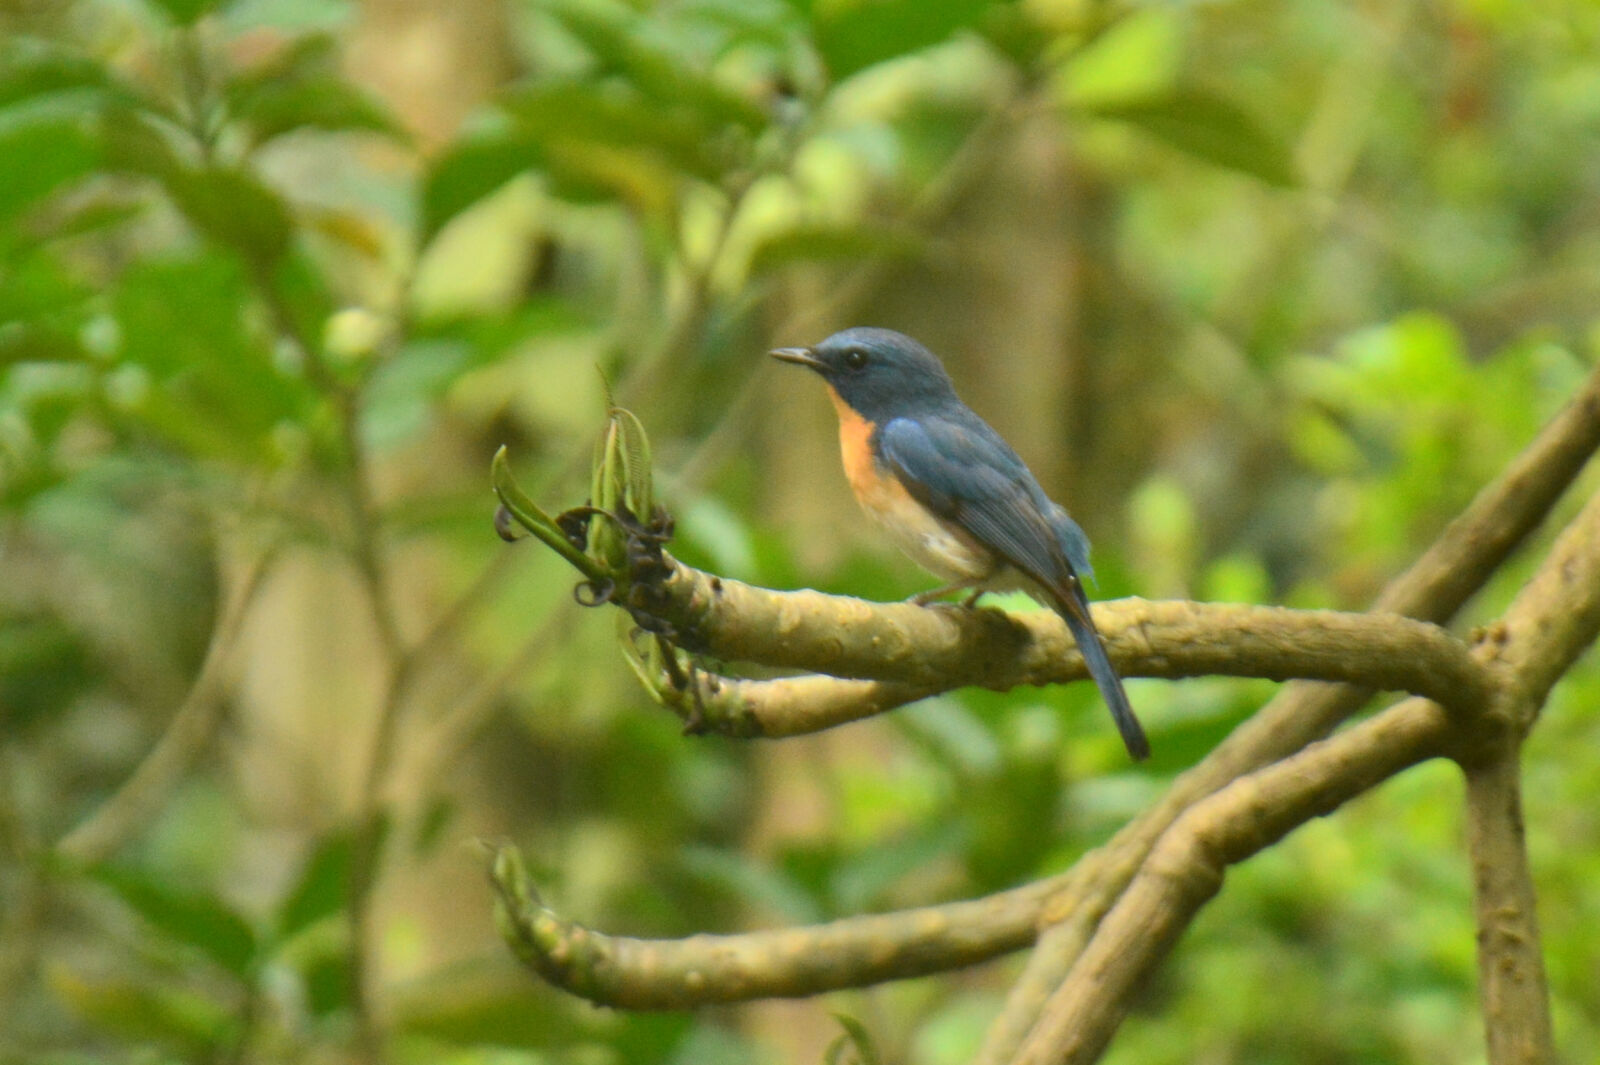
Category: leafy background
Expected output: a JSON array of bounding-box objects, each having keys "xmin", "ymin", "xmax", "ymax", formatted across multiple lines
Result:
[{"xmin": 3, "ymin": 0, "xmax": 1600, "ymax": 1063}]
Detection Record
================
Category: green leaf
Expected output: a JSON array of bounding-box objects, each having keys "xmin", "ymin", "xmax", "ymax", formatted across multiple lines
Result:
[
  {"xmin": 230, "ymin": 74, "xmax": 401, "ymax": 144},
  {"xmin": 226, "ymin": 35, "xmax": 403, "ymax": 145},
  {"xmin": 810, "ymin": 0, "xmax": 991, "ymax": 81},
  {"xmin": 419, "ymin": 131, "xmax": 542, "ymax": 240},
  {"xmin": 491, "ymin": 446, "xmax": 608, "ymax": 580},
  {"xmin": 267, "ymin": 247, "xmax": 338, "ymax": 355},
  {"xmin": 0, "ymin": 40, "xmax": 115, "ymax": 112},
  {"xmin": 145, "ymin": 0, "xmax": 227, "ymax": 26},
  {"xmin": 101, "ymin": 106, "xmax": 294, "ymax": 263},
  {"xmin": 0, "ymin": 245, "xmax": 92, "ymax": 341},
  {"xmin": 748, "ymin": 221, "xmax": 925, "ymax": 275},
  {"xmin": 27, "ymin": 197, "xmax": 145, "ymax": 247},
  {"xmin": 1054, "ymin": 7, "xmax": 1183, "ymax": 108},
  {"xmin": 611, "ymin": 405, "xmax": 654, "ymax": 520},
  {"xmin": 0, "ymin": 614, "xmax": 101, "ymax": 732},
  {"xmin": 299, "ymin": 948, "xmax": 353, "ymax": 1017},
  {"xmin": 90, "ymin": 865, "xmax": 259, "ymax": 977},
  {"xmin": 276, "ymin": 827, "xmax": 356, "ymax": 940},
  {"xmin": 164, "ymin": 165, "xmax": 293, "ymax": 266},
  {"xmin": 0, "ymin": 116, "xmax": 102, "ymax": 228},
  {"xmin": 0, "ymin": 322, "xmax": 82, "ymax": 368},
  {"xmin": 49, "ymin": 965, "xmax": 233, "ymax": 1057},
  {"xmin": 1087, "ymin": 89, "xmax": 1298, "ymax": 187},
  {"xmin": 99, "ymin": 105, "xmax": 185, "ymax": 182},
  {"xmin": 542, "ymin": 0, "xmax": 767, "ymax": 130},
  {"xmin": 504, "ymin": 81, "xmax": 729, "ymax": 183},
  {"xmin": 113, "ymin": 254, "xmax": 313, "ymax": 463},
  {"xmin": 824, "ymin": 1013, "xmax": 882, "ymax": 1065}
]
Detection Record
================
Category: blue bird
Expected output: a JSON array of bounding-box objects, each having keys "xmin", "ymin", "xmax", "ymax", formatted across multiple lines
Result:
[{"xmin": 772, "ymin": 327, "xmax": 1149, "ymax": 760}]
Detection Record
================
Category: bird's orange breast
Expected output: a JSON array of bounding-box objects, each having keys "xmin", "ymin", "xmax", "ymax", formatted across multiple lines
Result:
[
  {"xmin": 824, "ymin": 385, "xmax": 994, "ymax": 583},
  {"xmin": 827, "ymin": 387, "xmax": 883, "ymax": 501}
]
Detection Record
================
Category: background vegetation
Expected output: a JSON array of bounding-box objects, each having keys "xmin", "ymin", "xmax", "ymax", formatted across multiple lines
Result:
[{"xmin": 3, "ymin": 0, "xmax": 1599, "ymax": 1062}]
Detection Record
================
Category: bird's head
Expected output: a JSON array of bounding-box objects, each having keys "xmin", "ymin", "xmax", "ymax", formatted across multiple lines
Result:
[{"xmin": 770, "ymin": 327, "xmax": 957, "ymax": 420}]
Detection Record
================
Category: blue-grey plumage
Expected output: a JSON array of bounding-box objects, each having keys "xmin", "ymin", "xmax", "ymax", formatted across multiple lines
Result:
[{"xmin": 772, "ymin": 327, "xmax": 1149, "ymax": 760}]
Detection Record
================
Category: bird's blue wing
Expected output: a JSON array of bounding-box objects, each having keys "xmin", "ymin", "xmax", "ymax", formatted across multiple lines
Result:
[
  {"xmin": 1045, "ymin": 502, "xmax": 1094, "ymax": 581},
  {"xmin": 878, "ymin": 416, "xmax": 1143, "ymax": 758},
  {"xmin": 876, "ymin": 415, "xmax": 1075, "ymax": 586}
]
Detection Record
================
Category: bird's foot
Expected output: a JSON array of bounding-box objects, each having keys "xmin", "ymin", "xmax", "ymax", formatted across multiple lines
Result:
[{"xmin": 909, "ymin": 584, "xmax": 986, "ymax": 609}]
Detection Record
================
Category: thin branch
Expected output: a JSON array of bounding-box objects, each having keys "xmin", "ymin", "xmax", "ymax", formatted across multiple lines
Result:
[
  {"xmin": 56, "ymin": 548, "xmax": 276, "ymax": 865},
  {"xmin": 489, "ymin": 845, "xmax": 1062, "ymax": 1009},
  {"xmin": 1010, "ymin": 697, "xmax": 1453, "ymax": 1065},
  {"xmin": 664, "ymin": 671, "xmax": 935, "ymax": 738}
]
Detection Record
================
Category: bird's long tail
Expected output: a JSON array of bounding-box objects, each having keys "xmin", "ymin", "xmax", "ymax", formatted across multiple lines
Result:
[{"xmin": 1049, "ymin": 580, "xmax": 1149, "ymax": 761}]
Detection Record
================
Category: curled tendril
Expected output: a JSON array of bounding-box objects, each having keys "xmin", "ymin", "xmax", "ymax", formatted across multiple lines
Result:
[
  {"xmin": 626, "ymin": 608, "xmax": 675, "ymax": 636},
  {"xmin": 654, "ymin": 634, "xmax": 708, "ymax": 734},
  {"xmin": 574, "ymin": 578, "xmax": 616, "ymax": 607},
  {"xmin": 493, "ymin": 505, "xmax": 527, "ymax": 543},
  {"xmin": 555, "ymin": 505, "xmax": 602, "ymax": 550}
]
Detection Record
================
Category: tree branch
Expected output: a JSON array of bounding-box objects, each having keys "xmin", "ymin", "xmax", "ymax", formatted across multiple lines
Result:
[
  {"xmin": 976, "ymin": 358, "xmax": 1600, "ymax": 1064},
  {"xmin": 491, "ymin": 590, "xmax": 1493, "ymax": 1005},
  {"xmin": 656, "ymin": 570, "xmax": 1488, "ymax": 704},
  {"xmin": 488, "ymin": 844, "xmax": 1060, "ymax": 1009},
  {"xmin": 1013, "ymin": 485, "xmax": 1600, "ymax": 1064},
  {"xmin": 489, "ymin": 359, "xmax": 1600, "ymax": 1050},
  {"xmin": 1011, "ymin": 697, "xmax": 1453, "ymax": 1065},
  {"xmin": 1463, "ymin": 750, "xmax": 1551, "ymax": 1065},
  {"xmin": 56, "ymin": 548, "xmax": 275, "ymax": 865},
  {"xmin": 1455, "ymin": 482, "xmax": 1600, "ymax": 1065},
  {"xmin": 656, "ymin": 595, "xmax": 1488, "ymax": 737}
]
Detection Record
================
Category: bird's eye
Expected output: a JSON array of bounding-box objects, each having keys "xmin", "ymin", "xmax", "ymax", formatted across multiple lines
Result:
[{"xmin": 841, "ymin": 348, "xmax": 868, "ymax": 371}]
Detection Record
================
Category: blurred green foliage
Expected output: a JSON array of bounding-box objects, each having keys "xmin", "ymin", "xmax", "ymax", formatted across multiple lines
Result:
[{"xmin": 1, "ymin": 0, "xmax": 1599, "ymax": 1063}]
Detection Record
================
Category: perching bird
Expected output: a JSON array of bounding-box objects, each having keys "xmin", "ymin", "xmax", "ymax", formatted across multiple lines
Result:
[{"xmin": 771, "ymin": 327, "xmax": 1148, "ymax": 760}]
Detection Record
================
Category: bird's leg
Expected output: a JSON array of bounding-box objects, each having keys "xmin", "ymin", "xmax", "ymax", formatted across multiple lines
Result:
[{"xmin": 909, "ymin": 580, "xmax": 983, "ymax": 607}]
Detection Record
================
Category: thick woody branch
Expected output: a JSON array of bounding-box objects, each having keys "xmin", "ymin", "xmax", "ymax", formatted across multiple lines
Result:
[
  {"xmin": 493, "ymin": 595, "xmax": 1488, "ymax": 1005},
  {"xmin": 489, "ymin": 845, "xmax": 1063, "ymax": 1008},
  {"xmin": 667, "ymin": 672, "xmax": 935, "ymax": 738},
  {"xmin": 976, "ymin": 362, "xmax": 1600, "ymax": 1065},
  {"xmin": 1014, "ymin": 489, "xmax": 1600, "ymax": 1065},
  {"xmin": 656, "ymin": 574, "xmax": 1488, "ymax": 727},
  {"xmin": 1011, "ymin": 698, "xmax": 1452, "ymax": 1065},
  {"xmin": 1464, "ymin": 753, "xmax": 1551, "ymax": 1065},
  {"xmin": 1454, "ymin": 486, "xmax": 1600, "ymax": 1065},
  {"xmin": 487, "ymin": 361, "xmax": 1600, "ymax": 1042},
  {"xmin": 1481, "ymin": 484, "xmax": 1600, "ymax": 726}
]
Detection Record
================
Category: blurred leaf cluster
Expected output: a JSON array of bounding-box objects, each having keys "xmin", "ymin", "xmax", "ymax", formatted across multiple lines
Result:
[{"xmin": 2, "ymin": 0, "xmax": 1600, "ymax": 1063}]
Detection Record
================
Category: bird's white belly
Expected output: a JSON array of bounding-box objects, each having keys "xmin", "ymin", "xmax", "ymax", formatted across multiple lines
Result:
[{"xmin": 856, "ymin": 470, "xmax": 995, "ymax": 583}]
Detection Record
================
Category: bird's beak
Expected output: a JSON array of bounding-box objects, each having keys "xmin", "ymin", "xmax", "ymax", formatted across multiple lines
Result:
[{"xmin": 769, "ymin": 346, "xmax": 825, "ymax": 371}]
